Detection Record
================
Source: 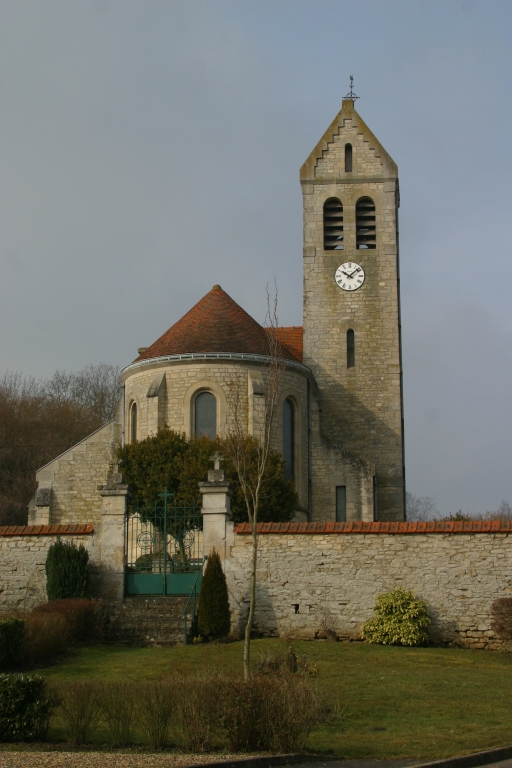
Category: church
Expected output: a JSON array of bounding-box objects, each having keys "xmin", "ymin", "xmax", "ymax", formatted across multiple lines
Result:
[{"xmin": 29, "ymin": 95, "xmax": 405, "ymax": 528}]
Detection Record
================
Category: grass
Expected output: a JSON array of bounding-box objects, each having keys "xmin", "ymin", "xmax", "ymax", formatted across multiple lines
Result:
[{"xmin": 30, "ymin": 639, "xmax": 512, "ymax": 760}]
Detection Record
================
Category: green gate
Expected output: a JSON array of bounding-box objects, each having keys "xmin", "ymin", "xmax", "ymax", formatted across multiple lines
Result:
[{"xmin": 125, "ymin": 489, "xmax": 203, "ymax": 596}]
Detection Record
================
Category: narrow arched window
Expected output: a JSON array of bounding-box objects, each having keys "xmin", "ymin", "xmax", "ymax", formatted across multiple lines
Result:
[
  {"xmin": 345, "ymin": 143, "xmax": 352, "ymax": 172},
  {"xmin": 323, "ymin": 198, "xmax": 344, "ymax": 250},
  {"xmin": 356, "ymin": 197, "xmax": 376, "ymax": 249},
  {"xmin": 347, "ymin": 329, "xmax": 355, "ymax": 368},
  {"xmin": 194, "ymin": 391, "xmax": 217, "ymax": 439},
  {"xmin": 283, "ymin": 398, "xmax": 295, "ymax": 481},
  {"xmin": 130, "ymin": 402, "xmax": 137, "ymax": 443}
]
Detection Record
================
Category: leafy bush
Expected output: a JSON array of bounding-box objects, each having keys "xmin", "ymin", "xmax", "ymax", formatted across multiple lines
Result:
[
  {"xmin": 45, "ymin": 540, "xmax": 90, "ymax": 601},
  {"xmin": 173, "ymin": 675, "xmax": 220, "ymax": 752},
  {"xmin": 57, "ymin": 681, "xmax": 101, "ymax": 746},
  {"xmin": 33, "ymin": 599, "xmax": 104, "ymax": 644},
  {"xmin": 0, "ymin": 618, "xmax": 25, "ymax": 669},
  {"xmin": 197, "ymin": 550, "xmax": 231, "ymax": 641},
  {"xmin": 362, "ymin": 588, "xmax": 430, "ymax": 647},
  {"xmin": 95, "ymin": 682, "xmax": 136, "ymax": 747},
  {"xmin": 117, "ymin": 429, "xmax": 298, "ymax": 524},
  {"xmin": 135, "ymin": 680, "xmax": 174, "ymax": 749},
  {"xmin": 491, "ymin": 597, "xmax": 512, "ymax": 640},
  {"xmin": 0, "ymin": 673, "xmax": 59, "ymax": 741},
  {"xmin": 24, "ymin": 612, "xmax": 68, "ymax": 665}
]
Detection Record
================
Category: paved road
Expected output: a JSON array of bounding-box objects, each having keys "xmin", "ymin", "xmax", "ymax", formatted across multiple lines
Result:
[{"xmin": 284, "ymin": 761, "xmax": 416, "ymax": 768}]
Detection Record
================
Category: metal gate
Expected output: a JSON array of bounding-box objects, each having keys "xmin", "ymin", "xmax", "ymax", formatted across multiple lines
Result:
[{"xmin": 125, "ymin": 488, "xmax": 203, "ymax": 596}]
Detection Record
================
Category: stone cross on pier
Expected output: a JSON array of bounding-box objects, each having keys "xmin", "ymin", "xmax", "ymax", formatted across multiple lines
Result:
[
  {"xmin": 208, "ymin": 452, "xmax": 225, "ymax": 482},
  {"xmin": 199, "ymin": 452, "xmax": 234, "ymax": 561}
]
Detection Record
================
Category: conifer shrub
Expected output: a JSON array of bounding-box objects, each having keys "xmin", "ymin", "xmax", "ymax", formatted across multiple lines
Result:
[
  {"xmin": 0, "ymin": 673, "xmax": 59, "ymax": 741},
  {"xmin": 45, "ymin": 540, "xmax": 90, "ymax": 601},
  {"xmin": 0, "ymin": 618, "xmax": 25, "ymax": 669},
  {"xmin": 362, "ymin": 587, "xmax": 430, "ymax": 647},
  {"xmin": 197, "ymin": 549, "xmax": 231, "ymax": 641}
]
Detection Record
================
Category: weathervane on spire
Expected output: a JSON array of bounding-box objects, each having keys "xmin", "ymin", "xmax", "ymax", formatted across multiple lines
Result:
[{"xmin": 345, "ymin": 75, "xmax": 360, "ymax": 101}]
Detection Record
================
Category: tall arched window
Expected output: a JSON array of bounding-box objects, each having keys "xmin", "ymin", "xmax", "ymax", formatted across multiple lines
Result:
[
  {"xmin": 347, "ymin": 329, "xmax": 355, "ymax": 368},
  {"xmin": 130, "ymin": 402, "xmax": 137, "ymax": 443},
  {"xmin": 344, "ymin": 143, "xmax": 352, "ymax": 172},
  {"xmin": 323, "ymin": 198, "xmax": 344, "ymax": 250},
  {"xmin": 194, "ymin": 391, "xmax": 217, "ymax": 439},
  {"xmin": 356, "ymin": 197, "xmax": 376, "ymax": 249},
  {"xmin": 283, "ymin": 398, "xmax": 295, "ymax": 481}
]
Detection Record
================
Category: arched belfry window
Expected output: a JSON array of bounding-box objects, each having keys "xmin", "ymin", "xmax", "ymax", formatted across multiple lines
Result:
[
  {"xmin": 323, "ymin": 198, "xmax": 344, "ymax": 250},
  {"xmin": 345, "ymin": 143, "xmax": 352, "ymax": 172},
  {"xmin": 130, "ymin": 402, "xmax": 137, "ymax": 443},
  {"xmin": 194, "ymin": 391, "xmax": 217, "ymax": 439},
  {"xmin": 356, "ymin": 197, "xmax": 376, "ymax": 249},
  {"xmin": 283, "ymin": 398, "xmax": 295, "ymax": 481},
  {"xmin": 347, "ymin": 329, "xmax": 355, "ymax": 368}
]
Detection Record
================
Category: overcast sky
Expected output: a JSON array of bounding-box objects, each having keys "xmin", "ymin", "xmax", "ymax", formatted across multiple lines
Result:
[{"xmin": 1, "ymin": 0, "xmax": 511, "ymax": 516}]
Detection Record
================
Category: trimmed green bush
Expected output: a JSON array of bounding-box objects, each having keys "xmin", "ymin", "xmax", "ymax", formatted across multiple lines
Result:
[
  {"xmin": 197, "ymin": 549, "xmax": 231, "ymax": 641},
  {"xmin": 45, "ymin": 540, "xmax": 90, "ymax": 601},
  {"xmin": 0, "ymin": 618, "xmax": 25, "ymax": 669},
  {"xmin": 362, "ymin": 587, "xmax": 430, "ymax": 647},
  {"xmin": 0, "ymin": 673, "xmax": 59, "ymax": 741}
]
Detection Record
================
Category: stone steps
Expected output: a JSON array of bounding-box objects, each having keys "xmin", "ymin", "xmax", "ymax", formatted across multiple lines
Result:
[{"xmin": 105, "ymin": 596, "xmax": 195, "ymax": 646}]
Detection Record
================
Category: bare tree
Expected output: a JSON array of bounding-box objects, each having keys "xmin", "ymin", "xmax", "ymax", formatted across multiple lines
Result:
[
  {"xmin": 220, "ymin": 286, "xmax": 285, "ymax": 680},
  {"xmin": 0, "ymin": 363, "xmax": 121, "ymax": 525},
  {"xmin": 405, "ymin": 492, "xmax": 439, "ymax": 521}
]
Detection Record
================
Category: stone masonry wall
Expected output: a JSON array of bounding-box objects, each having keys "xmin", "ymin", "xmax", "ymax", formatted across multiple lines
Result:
[
  {"xmin": 0, "ymin": 527, "xmax": 98, "ymax": 613},
  {"xmin": 30, "ymin": 421, "xmax": 118, "ymax": 527},
  {"xmin": 224, "ymin": 523, "xmax": 512, "ymax": 650}
]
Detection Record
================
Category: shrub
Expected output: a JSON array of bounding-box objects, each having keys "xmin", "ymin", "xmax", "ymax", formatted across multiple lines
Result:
[
  {"xmin": 0, "ymin": 673, "xmax": 59, "ymax": 741},
  {"xmin": 219, "ymin": 675, "xmax": 319, "ymax": 752},
  {"xmin": 57, "ymin": 681, "xmax": 101, "ymax": 746},
  {"xmin": 135, "ymin": 680, "xmax": 174, "ymax": 749},
  {"xmin": 362, "ymin": 587, "xmax": 430, "ymax": 647},
  {"xmin": 95, "ymin": 682, "xmax": 136, "ymax": 747},
  {"xmin": 173, "ymin": 675, "xmax": 220, "ymax": 752},
  {"xmin": 24, "ymin": 612, "xmax": 68, "ymax": 664},
  {"xmin": 197, "ymin": 549, "xmax": 231, "ymax": 641},
  {"xmin": 45, "ymin": 540, "xmax": 90, "ymax": 601},
  {"xmin": 491, "ymin": 597, "xmax": 512, "ymax": 640},
  {"xmin": 33, "ymin": 599, "xmax": 104, "ymax": 644},
  {"xmin": 0, "ymin": 618, "xmax": 25, "ymax": 669}
]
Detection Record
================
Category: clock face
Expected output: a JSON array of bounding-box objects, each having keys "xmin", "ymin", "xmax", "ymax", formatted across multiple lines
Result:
[{"xmin": 335, "ymin": 262, "xmax": 365, "ymax": 292}]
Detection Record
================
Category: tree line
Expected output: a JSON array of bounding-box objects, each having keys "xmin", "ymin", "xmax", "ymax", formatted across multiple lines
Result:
[{"xmin": 0, "ymin": 364, "xmax": 121, "ymax": 525}]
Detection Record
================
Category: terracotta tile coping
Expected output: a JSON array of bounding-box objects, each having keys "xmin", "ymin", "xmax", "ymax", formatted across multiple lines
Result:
[
  {"xmin": 234, "ymin": 520, "xmax": 510, "ymax": 535},
  {"xmin": 0, "ymin": 524, "xmax": 94, "ymax": 537}
]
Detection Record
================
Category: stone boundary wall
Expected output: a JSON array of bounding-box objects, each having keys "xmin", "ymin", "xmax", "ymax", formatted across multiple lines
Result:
[
  {"xmin": 225, "ymin": 522, "xmax": 512, "ymax": 649},
  {"xmin": 0, "ymin": 526, "xmax": 97, "ymax": 613}
]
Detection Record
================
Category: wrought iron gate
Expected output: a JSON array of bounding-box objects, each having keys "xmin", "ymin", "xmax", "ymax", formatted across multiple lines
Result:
[{"xmin": 125, "ymin": 488, "xmax": 203, "ymax": 596}]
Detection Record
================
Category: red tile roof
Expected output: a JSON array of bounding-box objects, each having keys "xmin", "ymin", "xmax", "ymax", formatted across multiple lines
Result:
[
  {"xmin": 276, "ymin": 327, "xmax": 303, "ymax": 362},
  {"xmin": 234, "ymin": 520, "xmax": 508, "ymax": 535},
  {"xmin": 0, "ymin": 524, "xmax": 94, "ymax": 537},
  {"xmin": 135, "ymin": 285, "xmax": 300, "ymax": 363}
]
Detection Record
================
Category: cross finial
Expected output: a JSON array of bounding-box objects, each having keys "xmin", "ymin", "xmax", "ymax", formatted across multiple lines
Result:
[
  {"xmin": 344, "ymin": 75, "xmax": 360, "ymax": 101},
  {"xmin": 210, "ymin": 452, "xmax": 224, "ymax": 471}
]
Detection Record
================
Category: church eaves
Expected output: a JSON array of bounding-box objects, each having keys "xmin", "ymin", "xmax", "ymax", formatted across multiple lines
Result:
[{"xmin": 134, "ymin": 285, "xmax": 301, "ymax": 363}]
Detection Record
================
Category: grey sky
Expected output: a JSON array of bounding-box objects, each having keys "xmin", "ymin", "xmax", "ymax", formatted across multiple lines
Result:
[{"xmin": 1, "ymin": 0, "xmax": 511, "ymax": 515}]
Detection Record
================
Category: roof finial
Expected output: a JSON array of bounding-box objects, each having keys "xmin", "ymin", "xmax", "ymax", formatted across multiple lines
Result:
[{"xmin": 344, "ymin": 75, "xmax": 360, "ymax": 102}]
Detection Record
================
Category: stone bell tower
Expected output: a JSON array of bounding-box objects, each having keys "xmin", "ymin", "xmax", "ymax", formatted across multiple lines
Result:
[{"xmin": 302, "ymin": 93, "xmax": 405, "ymax": 521}]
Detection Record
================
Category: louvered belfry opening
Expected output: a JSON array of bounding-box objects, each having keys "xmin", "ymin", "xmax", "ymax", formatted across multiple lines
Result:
[
  {"xmin": 323, "ymin": 198, "xmax": 344, "ymax": 250},
  {"xmin": 356, "ymin": 197, "xmax": 376, "ymax": 249}
]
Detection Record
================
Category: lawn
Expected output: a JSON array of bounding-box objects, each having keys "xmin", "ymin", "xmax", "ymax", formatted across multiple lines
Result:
[{"xmin": 33, "ymin": 639, "xmax": 512, "ymax": 760}]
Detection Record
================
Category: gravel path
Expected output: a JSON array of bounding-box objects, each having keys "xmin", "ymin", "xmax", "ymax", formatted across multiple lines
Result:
[{"xmin": 0, "ymin": 752, "xmax": 256, "ymax": 768}]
